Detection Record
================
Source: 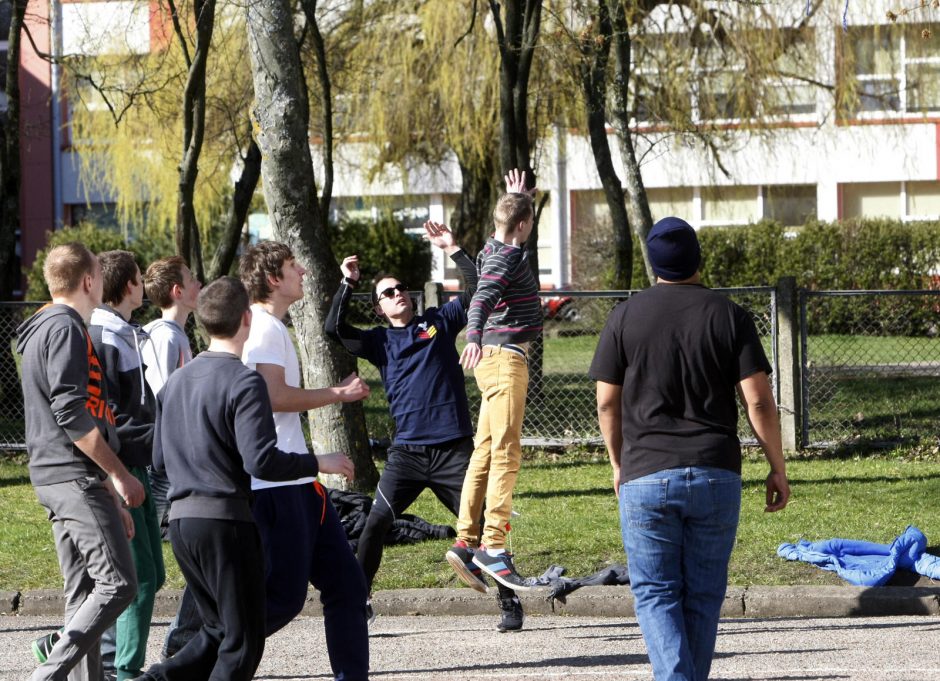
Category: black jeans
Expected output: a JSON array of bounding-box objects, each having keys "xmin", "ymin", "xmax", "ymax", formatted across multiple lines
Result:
[
  {"xmin": 147, "ymin": 518, "xmax": 266, "ymax": 681},
  {"xmin": 357, "ymin": 437, "xmax": 473, "ymax": 590}
]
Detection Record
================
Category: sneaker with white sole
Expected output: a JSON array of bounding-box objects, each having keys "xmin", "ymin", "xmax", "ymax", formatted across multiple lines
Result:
[
  {"xmin": 472, "ymin": 549, "xmax": 532, "ymax": 591},
  {"xmin": 445, "ymin": 541, "xmax": 489, "ymax": 593}
]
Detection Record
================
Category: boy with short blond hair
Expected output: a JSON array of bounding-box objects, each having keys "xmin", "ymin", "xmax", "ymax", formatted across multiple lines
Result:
[
  {"xmin": 448, "ymin": 169, "xmax": 542, "ymax": 601},
  {"xmin": 18, "ymin": 243, "xmax": 142, "ymax": 681}
]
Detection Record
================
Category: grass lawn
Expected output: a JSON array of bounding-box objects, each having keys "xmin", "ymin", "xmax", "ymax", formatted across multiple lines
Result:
[{"xmin": 4, "ymin": 447, "xmax": 940, "ymax": 592}]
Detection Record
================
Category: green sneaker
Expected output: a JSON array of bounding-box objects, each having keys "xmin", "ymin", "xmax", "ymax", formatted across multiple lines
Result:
[{"xmin": 31, "ymin": 629, "xmax": 61, "ymax": 663}]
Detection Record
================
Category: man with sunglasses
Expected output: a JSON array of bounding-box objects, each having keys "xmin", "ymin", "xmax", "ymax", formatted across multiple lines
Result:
[{"xmin": 326, "ymin": 220, "xmax": 527, "ymax": 629}]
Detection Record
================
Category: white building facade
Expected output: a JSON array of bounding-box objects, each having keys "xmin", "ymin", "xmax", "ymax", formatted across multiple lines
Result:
[{"xmin": 23, "ymin": 1, "xmax": 940, "ymax": 289}]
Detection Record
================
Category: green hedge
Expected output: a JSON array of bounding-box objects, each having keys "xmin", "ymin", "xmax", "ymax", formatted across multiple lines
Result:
[
  {"xmin": 26, "ymin": 223, "xmax": 174, "ymax": 301},
  {"xmin": 328, "ymin": 213, "xmax": 431, "ymax": 289},
  {"xmin": 696, "ymin": 218, "xmax": 940, "ymax": 290},
  {"xmin": 695, "ymin": 218, "xmax": 940, "ymax": 335}
]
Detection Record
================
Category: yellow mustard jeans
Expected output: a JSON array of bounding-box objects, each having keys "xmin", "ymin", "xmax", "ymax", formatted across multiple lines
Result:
[{"xmin": 456, "ymin": 345, "xmax": 529, "ymax": 549}]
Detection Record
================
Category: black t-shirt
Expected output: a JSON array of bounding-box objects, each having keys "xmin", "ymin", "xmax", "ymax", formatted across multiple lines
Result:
[{"xmin": 589, "ymin": 283, "xmax": 772, "ymax": 482}]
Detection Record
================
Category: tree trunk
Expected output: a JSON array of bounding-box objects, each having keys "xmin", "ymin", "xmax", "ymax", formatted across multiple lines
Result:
[
  {"xmin": 488, "ymin": 0, "xmax": 545, "ymax": 402},
  {"xmin": 300, "ymin": 0, "xmax": 333, "ymax": 229},
  {"xmin": 452, "ymin": 152, "xmax": 499, "ymax": 260},
  {"xmin": 206, "ymin": 135, "xmax": 261, "ymax": 281},
  {"xmin": 579, "ymin": 0, "xmax": 632, "ymax": 289},
  {"xmin": 175, "ymin": 0, "xmax": 215, "ymax": 282},
  {"xmin": 0, "ymin": 0, "xmax": 26, "ymax": 300},
  {"xmin": 246, "ymin": 0, "xmax": 377, "ymax": 491},
  {"xmin": 487, "ymin": 0, "xmax": 542, "ymax": 274},
  {"xmin": 0, "ymin": 0, "xmax": 27, "ymax": 418},
  {"xmin": 608, "ymin": 0, "xmax": 654, "ymax": 286}
]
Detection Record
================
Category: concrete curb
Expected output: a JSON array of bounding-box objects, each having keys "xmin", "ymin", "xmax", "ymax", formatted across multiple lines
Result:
[{"xmin": 5, "ymin": 585, "xmax": 940, "ymax": 619}]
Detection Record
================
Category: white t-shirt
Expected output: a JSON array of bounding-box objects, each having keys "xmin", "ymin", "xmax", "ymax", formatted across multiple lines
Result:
[
  {"xmin": 242, "ymin": 304, "xmax": 316, "ymax": 490},
  {"xmin": 142, "ymin": 318, "xmax": 192, "ymax": 397}
]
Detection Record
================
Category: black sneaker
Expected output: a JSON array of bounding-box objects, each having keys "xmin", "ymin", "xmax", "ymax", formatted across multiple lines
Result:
[
  {"xmin": 496, "ymin": 592, "xmax": 525, "ymax": 632},
  {"xmin": 445, "ymin": 542, "xmax": 489, "ymax": 593},
  {"xmin": 31, "ymin": 629, "xmax": 61, "ymax": 663},
  {"xmin": 472, "ymin": 550, "xmax": 532, "ymax": 592}
]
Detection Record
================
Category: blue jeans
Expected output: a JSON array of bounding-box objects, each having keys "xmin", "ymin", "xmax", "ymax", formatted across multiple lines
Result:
[{"xmin": 620, "ymin": 466, "xmax": 741, "ymax": 681}]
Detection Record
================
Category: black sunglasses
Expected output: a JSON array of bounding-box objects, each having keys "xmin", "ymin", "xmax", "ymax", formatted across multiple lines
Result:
[{"xmin": 378, "ymin": 283, "xmax": 407, "ymax": 300}]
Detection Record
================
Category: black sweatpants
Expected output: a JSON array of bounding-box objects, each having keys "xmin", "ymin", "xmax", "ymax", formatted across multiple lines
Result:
[
  {"xmin": 357, "ymin": 437, "xmax": 473, "ymax": 590},
  {"xmin": 253, "ymin": 482, "xmax": 370, "ymax": 681},
  {"xmin": 148, "ymin": 518, "xmax": 265, "ymax": 681}
]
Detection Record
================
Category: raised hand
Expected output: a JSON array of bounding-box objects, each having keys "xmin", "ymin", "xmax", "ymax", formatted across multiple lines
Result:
[
  {"xmin": 335, "ymin": 373, "xmax": 370, "ymax": 402},
  {"xmin": 341, "ymin": 255, "xmax": 360, "ymax": 282},
  {"xmin": 423, "ymin": 220, "xmax": 457, "ymax": 252},
  {"xmin": 505, "ymin": 168, "xmax": 536, "ymax": 197}
]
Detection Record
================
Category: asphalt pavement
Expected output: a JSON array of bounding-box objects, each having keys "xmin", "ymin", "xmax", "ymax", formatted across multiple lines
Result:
[{"xmin": 3, "ymin": 611, "xmax": 940, "ymax": 680}]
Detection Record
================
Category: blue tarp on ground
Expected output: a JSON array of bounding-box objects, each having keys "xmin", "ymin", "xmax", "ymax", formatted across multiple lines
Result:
[{"xmin": 777, "ymin": 525, "xmax": 940, "ymax": 586}]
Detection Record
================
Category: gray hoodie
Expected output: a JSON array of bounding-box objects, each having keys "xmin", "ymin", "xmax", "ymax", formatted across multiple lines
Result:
[
  {"xmin": 16, "ymin": 304, "xmax": 120, "ymax": 486},
  {"xmin": 89, "ymin": 306, "xmax": 156, "ymax": 469}
]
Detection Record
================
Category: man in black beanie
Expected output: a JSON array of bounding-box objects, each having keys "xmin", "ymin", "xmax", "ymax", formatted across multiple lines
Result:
[{"xmin": 589, "ymin": 216, "xmax": 790, "ymax": 681}]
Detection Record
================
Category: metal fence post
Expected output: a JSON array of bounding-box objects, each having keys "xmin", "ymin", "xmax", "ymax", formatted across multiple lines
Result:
[{"xmin": 775, "ymin": 276, "xmax": 801, "ymax": 452}]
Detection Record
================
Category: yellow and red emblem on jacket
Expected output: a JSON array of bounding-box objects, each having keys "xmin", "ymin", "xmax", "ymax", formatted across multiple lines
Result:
[{"xmin": 417, "ymin": 322, "xmax": 438, "ymax": 340}]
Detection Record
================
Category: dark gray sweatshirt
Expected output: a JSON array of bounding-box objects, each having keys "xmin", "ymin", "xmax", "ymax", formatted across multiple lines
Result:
[
  {"xmin": 153, "ymin": 351, "xmax": 319, "ymax": 522},
  {"xmin": 16, "ymin": 304, "xmax": 121, "ymax": 486}
]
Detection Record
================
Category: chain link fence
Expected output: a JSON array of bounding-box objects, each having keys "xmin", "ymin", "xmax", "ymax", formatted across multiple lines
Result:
[
  {"xmin": 800, "ymin": 290, "xmax": 940, "ymax": 447},
  {"xmin": 24, "ymin": 286, "xmax": 926, "ymax": 452},
  {"xmin": 0, "ymin": 302, "xmax": 195, "ymax": 452},
  {"xmin": 353, "ymin": 288, "xmax": 777, "ymax": 447}
]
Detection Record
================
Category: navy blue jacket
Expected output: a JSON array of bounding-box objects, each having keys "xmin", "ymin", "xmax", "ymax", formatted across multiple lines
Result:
[{"xmin": 325, "ymin": 250, "xmax": 477, "ymax": 445}]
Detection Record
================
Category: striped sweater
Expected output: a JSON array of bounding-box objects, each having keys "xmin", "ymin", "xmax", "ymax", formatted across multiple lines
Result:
[{"xmin": 466, "ymin": 237, "xmax": 542, "ymax": 345}]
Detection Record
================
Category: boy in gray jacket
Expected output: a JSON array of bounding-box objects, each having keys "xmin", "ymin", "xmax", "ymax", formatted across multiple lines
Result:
[
  {"xmin": 89, "ymin": 250, "xmax": 164, "ymax": 681},
  {"xmin": 17, "ymin": 243, "xmax": 143, "ymax": 681}
]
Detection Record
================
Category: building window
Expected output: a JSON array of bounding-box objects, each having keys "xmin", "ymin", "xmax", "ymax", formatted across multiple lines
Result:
[
  {"xmin": 330, "ymin": 195, "xmax": 431, "ymax": 231},
  {"xmin": 633, "ymin": 27, "xmax": 815, "ymax": 124},
  {"xmin": 841, "ymin": 182, "xmax": 902, "ymax": 219},
  {"xmin": 647, "ymin": 187, "xmax": 694, "ymax": 223},
  {"xmin": 905, "ymin": 180, "xmax": 940, "ymax": 218},
  {"xmin": 701, "ymin": 186, "xmax": 759, "ymax": 225},
  {"xmin": 69, "ymin": 202, "xmax": 120, "ymax": 230},
  {"xmin": 763, "ymin": 185, "xmax": 817, "ymax": 226},
  {"xmin": 846, "ymin": 24, "xmax": 940, "ymax": 115}
]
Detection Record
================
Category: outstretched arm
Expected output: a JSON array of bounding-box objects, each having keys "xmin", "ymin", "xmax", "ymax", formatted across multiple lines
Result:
[
  {"xmin": 325, "ymin": 255, "xmax": 367, "ymax": 357},
  {"xmin": 423, "ymin": 221, "xmax": 478, "ymax": 308},
  {"xmin": 255, "ymin": 363, "xmax": 369, "ymax": 413}
]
